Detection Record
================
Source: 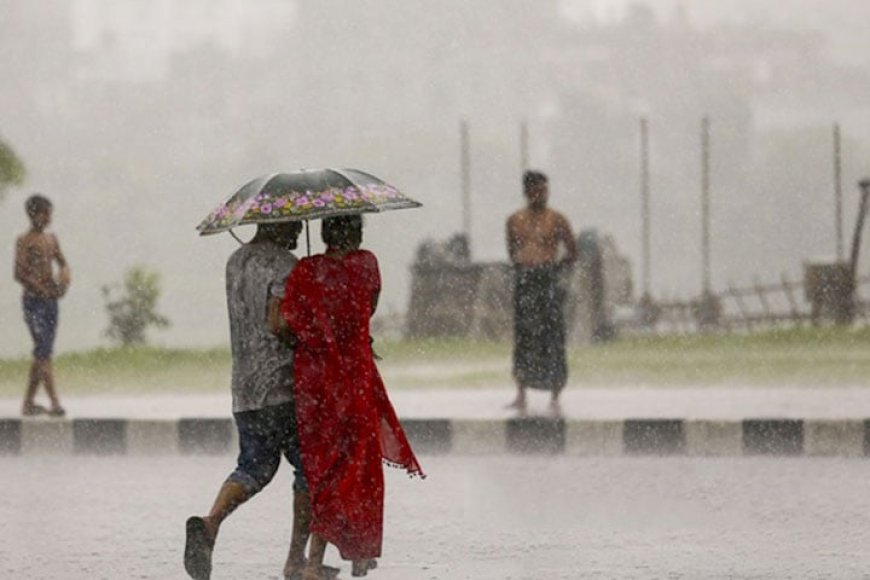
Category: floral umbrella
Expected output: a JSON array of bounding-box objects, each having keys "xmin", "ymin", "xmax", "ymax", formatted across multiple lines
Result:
[{"xmin": 196, "ymin": 168, "xmax": 421, "ymax": 236}]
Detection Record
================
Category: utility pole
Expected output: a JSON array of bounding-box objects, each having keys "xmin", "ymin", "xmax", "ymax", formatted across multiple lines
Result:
[
  {"xmin": 460, "ymin": 119, "xmax": 472, "ymax": 253},
  {"xmin": 640, "ymin": 117, "xmax": 651, "ymax": 298},
  {"xmin": 834, "ymin": 123, "xmax": 844, "ymax": 262},
  {"xmin": 520, "ymin": 120, "xmax": 529, "ymax": 173},
  {"xmin": 701, "ymin": 116, "xmax": 711, "ymax": 295}
]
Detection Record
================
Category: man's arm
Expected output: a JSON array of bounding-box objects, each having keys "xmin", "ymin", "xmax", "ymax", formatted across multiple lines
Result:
[
  {"xmin": 558, "ymin": 215, "xmax": 578, "ymax": 264},
  {"xmin": 52, "ymin": 235, "xmax": 70, "ymax": 297},
  {"xmin": 506, "ymin": 215, "xmax": 520, "ymax": 264},
  {"xmin": 267, "ymin": 295, "xmax": 296, "ymax": 346},
  {"xmin": 267, "ymin": 296, "xmax": 283, "ymax": 335},
  {"xmin": 52, "ymin": 235, "xmax": 68, "ymax": 269}
]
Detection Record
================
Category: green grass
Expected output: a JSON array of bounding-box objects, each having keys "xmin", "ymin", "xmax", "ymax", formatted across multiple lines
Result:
[
  {"xmin": 2, "ymin": 326, "xmax": 870, "ymax": 396},
  {"xmin": 567, "ymin": 326, "xmax": 870, "ymax": 386},
  {"xmin": 0, "ymin": 347, "xmax": 231, "ymax": 397}
]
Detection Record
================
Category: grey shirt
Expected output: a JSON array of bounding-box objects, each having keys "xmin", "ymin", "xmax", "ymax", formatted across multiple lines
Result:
[{"xmin": 226, "ymin": 241, "xmax": 297, "ymax": 413}]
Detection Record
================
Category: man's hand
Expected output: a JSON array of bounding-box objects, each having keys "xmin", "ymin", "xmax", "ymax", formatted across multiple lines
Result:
[{"xmin": 54, "ymin": 266, "xmax": 71, "ymax": 298}]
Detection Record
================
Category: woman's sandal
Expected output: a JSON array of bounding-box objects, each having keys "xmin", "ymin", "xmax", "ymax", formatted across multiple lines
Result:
[{"xmin": 351, "ymin": 558, "xmax": 378, "ymax": 577}]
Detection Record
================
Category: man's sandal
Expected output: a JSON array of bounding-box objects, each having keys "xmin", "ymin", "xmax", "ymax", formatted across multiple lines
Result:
[
  {"xmin": 184, "ymin": 516, "xmax": 215, "ymax": 580},
  {"xmin": 285, "ymin": 563, "xmax": 340, "ymax": 580}
]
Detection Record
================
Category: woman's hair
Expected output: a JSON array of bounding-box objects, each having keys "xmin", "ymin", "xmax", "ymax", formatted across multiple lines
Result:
[
  {"xmin": 25, "ymin": 194, "xmax": 52, "ymax": 218},
  {"xmin": 322, "ymin": 214, "xmax": 363, "ymax": 249}
]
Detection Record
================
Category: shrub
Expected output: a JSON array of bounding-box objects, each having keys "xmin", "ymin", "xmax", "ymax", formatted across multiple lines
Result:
[{"xmin": 102, "ymin": 266, "xmax": 171, "ymax": 346}]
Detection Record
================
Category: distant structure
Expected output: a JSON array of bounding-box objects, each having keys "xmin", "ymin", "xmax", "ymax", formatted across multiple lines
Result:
[{"xmin": 405, "ymin": 231, "xmax": 632, "ymax": 343}]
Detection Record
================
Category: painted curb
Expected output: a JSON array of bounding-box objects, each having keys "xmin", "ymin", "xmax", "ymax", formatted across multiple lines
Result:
[{"xmin": 3, "ymin": 417, "xmax": 870, "ymax": 457}]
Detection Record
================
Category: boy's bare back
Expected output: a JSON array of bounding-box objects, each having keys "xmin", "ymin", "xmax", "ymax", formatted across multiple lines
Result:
[{"xmin": 15, "ymin": 231, "xmax": 69, "ymax": 298}]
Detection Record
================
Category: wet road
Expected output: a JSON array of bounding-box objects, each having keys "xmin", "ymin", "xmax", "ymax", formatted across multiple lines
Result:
[{"xmin": 3, "ymin": 455, "xmax": 870, "ymax": 579}]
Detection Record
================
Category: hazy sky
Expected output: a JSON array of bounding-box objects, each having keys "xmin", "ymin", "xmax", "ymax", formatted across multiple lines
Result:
[{"xmin": 2, "ymin": 0, "xmax": 870, "ymax": 358}]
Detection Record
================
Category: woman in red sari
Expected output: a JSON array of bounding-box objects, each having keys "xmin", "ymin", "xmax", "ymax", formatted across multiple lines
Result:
[{"xmin": 280, "ymin": 215, "xmax": 423, "ymax": 580}]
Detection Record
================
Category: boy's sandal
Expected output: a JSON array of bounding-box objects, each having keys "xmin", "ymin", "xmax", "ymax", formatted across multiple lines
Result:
[
  {"xmin": 47, "ymin": 406, "xmax": 66, "ymax": 418},
  {"xmin": 22, "ymin": 404, "xmax": 48, "ymax": 417}
]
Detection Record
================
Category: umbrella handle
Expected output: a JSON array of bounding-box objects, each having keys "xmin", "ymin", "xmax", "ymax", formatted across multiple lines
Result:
[
  {"xmin": 305, "ymin": 220, "xmax": 311, "ymax": 257},
  {"xmin": 229, "ymin": 229, "xmax": 245, "ymax": 245}
]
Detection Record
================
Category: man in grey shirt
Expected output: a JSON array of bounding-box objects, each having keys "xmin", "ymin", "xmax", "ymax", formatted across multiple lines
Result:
[{"xmin": 185, "ymin": 221, "xmax": 327, "ymax": 580}]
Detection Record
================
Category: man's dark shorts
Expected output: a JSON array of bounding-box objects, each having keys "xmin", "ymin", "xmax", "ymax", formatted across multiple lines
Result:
[
  {"xmin": 227, "ymin": 401, "xmax": 307, "ymax": 495},
  {"xmin": 23, "ymin": 296, "xmax": 58, "ymax": 361}
]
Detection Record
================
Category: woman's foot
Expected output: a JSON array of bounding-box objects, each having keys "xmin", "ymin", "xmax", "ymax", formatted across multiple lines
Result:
[{"xmin": 351, "ymin": 558, "xmax": 377, "ymax": 577}]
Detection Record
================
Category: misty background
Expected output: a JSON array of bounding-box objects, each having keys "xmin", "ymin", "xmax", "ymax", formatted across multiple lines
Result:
[{"xmin": 2, "ymin": 0, "xmax": 870, "ymax": 358}]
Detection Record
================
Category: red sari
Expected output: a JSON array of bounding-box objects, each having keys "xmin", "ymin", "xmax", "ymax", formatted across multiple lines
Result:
[{"xmin": 280, "ymin": 248, "xmax": 423, "ymax": 561}]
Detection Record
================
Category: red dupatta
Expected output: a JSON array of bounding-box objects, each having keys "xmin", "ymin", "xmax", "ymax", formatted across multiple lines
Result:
[{"xmin": 280, "ymin": 249, "xmax": 423, "ymax": 561}]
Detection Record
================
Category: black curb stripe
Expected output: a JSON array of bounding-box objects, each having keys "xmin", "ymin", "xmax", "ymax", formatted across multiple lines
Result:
[
  {"xmin": 624, "ymin": 420, "xmax": 685, "ymax": 455},
  {"xmin": 862, "ymin": 420, "xmax": 870, "ymax": 457},
  {"xmin": 506, "ymin": 417, "xmax": 565, "ymax": 454},
  {"xmin": 401, "ymin": 419, "xmax": 452, "ymax": 454},
  {"xmin": 743, "ymin": 420, "xmax": 803, "ymax": 456},
  {"xmin": 178, "ymin": 418, "xmax": 234, "ymax": 455},
  {"xmin": 72, "ymin": 419, "xmax": 127, "ymax": 455},
  {"xmin": 0, "ymin": 419, "xmax": 21, "ymax": 455},
  {"xmin": 4, "ymin": 417, "xmax": 868, "ymax": 457}
]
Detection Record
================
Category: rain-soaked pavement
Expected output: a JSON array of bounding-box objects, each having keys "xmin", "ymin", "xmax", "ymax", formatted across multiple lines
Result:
[
  {"xmin": 4, "ymin": 455, "xmax": 870, "ymax": 579},
  {"xmin": 6, "ymin": 386, "xmax": 870, "ymax": 420}
]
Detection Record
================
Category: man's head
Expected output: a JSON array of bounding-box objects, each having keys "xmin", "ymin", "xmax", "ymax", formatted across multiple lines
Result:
[
  {"xmin": 523, "ymin": 170, "xmax": 549, "ymax": 210},
  {"xmin": 322, "ymin": 214, "xmax": 363, "ymax": 250},
  {"xmin": 257, "ymin": 221, "xmax": 303, "ymax": 250},
  {"xmin": 25, "ymin": 194, "xmax": 52, "ymax": 231}
]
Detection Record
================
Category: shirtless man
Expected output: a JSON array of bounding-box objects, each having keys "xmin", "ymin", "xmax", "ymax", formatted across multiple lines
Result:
[
  {"xmin": 14, "ymin": 194, "xmax": 70, "ymax": 417},
  {"xmin": 506, "ymin": 171, "xmax": 577, "ymax": 416}
]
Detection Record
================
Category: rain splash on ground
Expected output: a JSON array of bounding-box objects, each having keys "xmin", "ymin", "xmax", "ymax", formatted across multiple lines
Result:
[{"xmin": 3, "ymin": 455, "xmax": 870, "ymax": 579}]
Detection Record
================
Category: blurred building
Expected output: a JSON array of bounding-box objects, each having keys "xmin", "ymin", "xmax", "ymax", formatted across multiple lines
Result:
[{"xmin": 405, "ymin": 231, "xmax": 632, "ymax": 343}]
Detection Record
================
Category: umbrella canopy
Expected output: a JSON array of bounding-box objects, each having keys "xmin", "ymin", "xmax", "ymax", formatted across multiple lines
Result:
[{"xmin": 196, "ymin": 168, "xmax": 421, "ymax": 236}]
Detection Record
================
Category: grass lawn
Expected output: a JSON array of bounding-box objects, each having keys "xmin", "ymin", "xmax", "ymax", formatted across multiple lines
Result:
[{"xmin": 1, "ymin": 326, "xmax": 869, "ymax": 397}]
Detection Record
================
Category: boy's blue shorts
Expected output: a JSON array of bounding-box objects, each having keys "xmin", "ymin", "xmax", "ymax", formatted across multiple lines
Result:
[
  {"xmin": 23, "ymin": 296, "xmax": 58, "ymax": 361},
  {"xmin": 227, "ymin": 400, "xmax": 307, "ymax": 494}
]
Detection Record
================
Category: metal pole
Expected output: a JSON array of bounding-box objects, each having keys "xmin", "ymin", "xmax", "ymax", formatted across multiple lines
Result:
[
  {"xmin": 701, "ymin": 116, "xmax": 711, "ymax": 294},
  {"xmin": 834, "ymin": 123, "xmax": 844, "ymax": 262},
  {"xmin": 520, "ymin": 120, "xmax": 529, "ymax": 173},
  {"xmin": 850, "ymin": 179, "xmax": 870, "ymax": 281},
  {"xmin": 640, "ymin": 117, "xmax": 651, "ymax": 297},
  {"xmin": 305, "ymin": 219, "xmax": 311, "ymax": 257},
  {"xmin": 460, "ymin": 119, "xmax": 472, "ymax": 252}
]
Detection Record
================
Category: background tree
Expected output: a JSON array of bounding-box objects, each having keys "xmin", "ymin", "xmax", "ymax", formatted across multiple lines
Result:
[
  {"xmin": 102, "ymin": 266, "xmax": 171, "ymax": 346},
  {"xmin": 0, "ymin": 135, "xmax": 26, "ymax": 201}
]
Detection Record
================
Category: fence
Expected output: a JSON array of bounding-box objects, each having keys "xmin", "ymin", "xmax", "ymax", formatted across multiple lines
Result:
[{"xmin": 620, "ymin": 275, "xmax": 870, "ymax": 335}]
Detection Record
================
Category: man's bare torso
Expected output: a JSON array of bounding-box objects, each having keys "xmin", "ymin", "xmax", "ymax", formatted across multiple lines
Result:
[
  {"xmin": 15, "ymin": 232, "xmax": 63, "ymax": 298},
  {"xmin": 507, "ymin": 207, "xmax": 573, "ymax": 268}
]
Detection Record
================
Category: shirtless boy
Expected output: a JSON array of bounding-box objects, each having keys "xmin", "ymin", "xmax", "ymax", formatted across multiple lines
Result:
[
  {"xmin": 14, "ymin": 194, "xmax": 70, "ymax": 417},
  {"xmin": 506, "ymin": 171, "xmax": 577, "ymax": 416}
]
